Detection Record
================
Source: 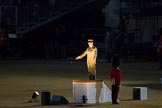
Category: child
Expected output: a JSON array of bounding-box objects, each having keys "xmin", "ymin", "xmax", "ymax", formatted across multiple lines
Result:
[{"xmin": 110, "ymin": 55, "xmax": 122, "ymax": 104}]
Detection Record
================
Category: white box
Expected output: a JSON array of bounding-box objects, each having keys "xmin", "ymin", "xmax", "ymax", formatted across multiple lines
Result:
[
  {"xmin": 133, "ymin": 87, "xmax": 147, "ymax": 100},
  {"xmin": 72, "ymin": 80, "xmax": 111, "ymax": 104}
]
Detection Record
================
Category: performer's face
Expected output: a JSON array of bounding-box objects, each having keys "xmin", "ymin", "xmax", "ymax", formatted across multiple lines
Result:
[{"xmin": 88, "ymin": 41, "xmax": 93, "ymax": 47}]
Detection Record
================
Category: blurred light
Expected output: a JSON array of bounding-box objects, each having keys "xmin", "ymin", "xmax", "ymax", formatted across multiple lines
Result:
[{"xmin": 32, "ymin": 91, "xmax": 39, "ymax": 99}]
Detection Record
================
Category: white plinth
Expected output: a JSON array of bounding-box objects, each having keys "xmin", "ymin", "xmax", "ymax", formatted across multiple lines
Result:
[
  {"xmin": 73, "ymin": 80, "xmax": 111, "ymax": 104},
  {"xmin": 133, "ymin": 87, "xmax": 147, "ymax": 100}
]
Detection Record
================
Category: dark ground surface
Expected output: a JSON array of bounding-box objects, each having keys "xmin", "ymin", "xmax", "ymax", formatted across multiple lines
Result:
[{"xmin": 0, "ymin": 59, "xmax": 162, "ymax": 108}]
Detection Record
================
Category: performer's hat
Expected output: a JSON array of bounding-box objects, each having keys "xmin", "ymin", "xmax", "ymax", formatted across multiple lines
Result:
[{"xmin": 88, "ymin": 39, "xmax": 93, "ymax": 42}]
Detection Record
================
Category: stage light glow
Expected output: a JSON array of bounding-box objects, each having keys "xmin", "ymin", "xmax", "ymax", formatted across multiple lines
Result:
[
  {"xmin": 32, "ymin": 91, "xmax": 39, "ymax": 99},
  {"xmin": 28, "ymin": 91, "xmax": 40, "ymax": 102}
]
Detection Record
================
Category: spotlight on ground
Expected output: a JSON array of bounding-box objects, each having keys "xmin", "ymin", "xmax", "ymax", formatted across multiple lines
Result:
[{"xmin": 29, "ymin": 91, "xmax": 39, "ymax": 102}]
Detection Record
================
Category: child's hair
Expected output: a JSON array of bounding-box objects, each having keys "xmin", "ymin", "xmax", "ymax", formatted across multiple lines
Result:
[
  {"xmin": 112, "ymin": 53, "xmax": 120, "ymax": 68},
  {"xmin": 112, "ymin": 60, "xmax": 120, "ymax": 68}
]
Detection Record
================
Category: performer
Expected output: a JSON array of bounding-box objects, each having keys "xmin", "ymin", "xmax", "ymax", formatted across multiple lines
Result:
[
  {"xmin": 75, "ymin": 39, "xmax": 97, "ymax": 80},
  {"xmin": 109, "ymin": 55, "xmax": 122, "ymax": 104}
]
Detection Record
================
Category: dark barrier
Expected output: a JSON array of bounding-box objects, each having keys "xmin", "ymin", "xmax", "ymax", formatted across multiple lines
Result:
[
  {"xmin": 51, "ymin": 95, "xmax": 69, "ymax": 105},
  {"xmin": 41, "ymin": 91, "xmax": 51, "ymax": 105}
]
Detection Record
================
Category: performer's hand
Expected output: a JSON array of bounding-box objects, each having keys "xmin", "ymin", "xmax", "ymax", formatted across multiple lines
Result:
[{"xmin": 75, "ymin": 56, "xmax": 80, "ymax": 60}]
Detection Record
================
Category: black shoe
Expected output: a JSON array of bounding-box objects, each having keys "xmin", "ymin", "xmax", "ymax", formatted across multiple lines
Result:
[
  {"xmin": 89, "ymin": 74, "xmax": 93, "ymax": 80},
  {"xmin": 92, "ymin": 75, "xmax": 96, "ymax": 80},
  {"xmin": 89, "ymin": 75, "xmax": 96, "ymax": 80}
]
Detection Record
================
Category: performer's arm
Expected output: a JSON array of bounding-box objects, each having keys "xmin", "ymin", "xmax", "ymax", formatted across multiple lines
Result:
[
  {"xmin": 75, "ymin": 49, "xmax": 87, "ymax": 60},
  {"xmin": 94, "ymin": 47, "xmax": 98, "ymax": 61},
  {"xmin": 110, "ymin": 69, "xmax": 115, "ymax": 85}
]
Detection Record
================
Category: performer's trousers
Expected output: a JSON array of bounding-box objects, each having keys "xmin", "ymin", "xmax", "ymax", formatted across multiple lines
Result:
[
  {"xmin": 111, "ymin": 85, "xmax": 120, "ymax": 104},
  {"xmin": 87, "ymin": 62, "xmax": 96, "ymax": 80},
  {"xmin": 87, "ymin": 62, "xmax": 96, "ymax": 75}
]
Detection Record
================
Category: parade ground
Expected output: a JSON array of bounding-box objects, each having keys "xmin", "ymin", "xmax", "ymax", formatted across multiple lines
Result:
[{"xmin": 0, "ymin": 59, "xmax": 162, "ymax": 108}]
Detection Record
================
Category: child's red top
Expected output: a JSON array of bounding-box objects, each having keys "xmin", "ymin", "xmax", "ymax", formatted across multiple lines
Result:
[{"xmin": 110, "ymin": 68, "xmax": 122, "ymax": 85}]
